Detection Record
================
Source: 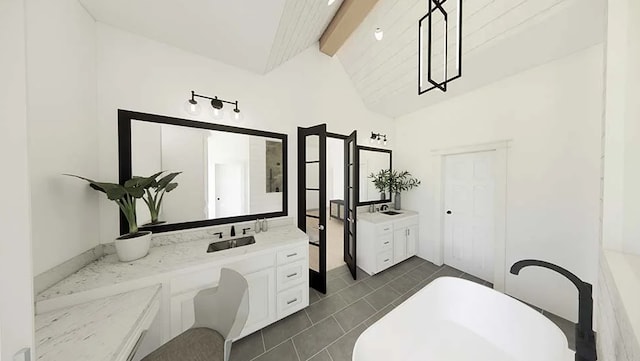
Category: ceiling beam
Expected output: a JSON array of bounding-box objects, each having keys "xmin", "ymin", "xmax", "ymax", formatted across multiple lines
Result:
[{"xmin": 320, "ymin": 0, "xmax": 380, "ymax": 56}]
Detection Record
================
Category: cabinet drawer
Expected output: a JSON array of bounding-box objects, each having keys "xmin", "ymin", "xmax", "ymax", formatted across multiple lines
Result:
[
  {"xmin": 375, "ymin": 223, "xmax": 393, "ymax": 235},
  {"xmin": 277, "ymin": 260, "xmax": 306, "ymax": 291},
  {"xmin": 376, "ymin": 234, "xmax": 393, "ymax": 251},
  {"xmin": 277, "ymin": 284, "xmax": 306, "ymax": 318},
  {"xmin": 277, "ymin": 245, "xmax": 306, "ymax": 265},
  {"xmin": 376, "ymin": 250, "xmax": 394, "ymax": 272}
]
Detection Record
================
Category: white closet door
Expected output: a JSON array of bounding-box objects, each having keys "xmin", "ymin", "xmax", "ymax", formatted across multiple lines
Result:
[{"xmin": 443, "ymin": 151, "xmax": 496, "ymax": 282}]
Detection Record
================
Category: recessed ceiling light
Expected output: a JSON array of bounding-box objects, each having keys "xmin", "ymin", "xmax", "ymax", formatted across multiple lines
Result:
[
  {"xmin": 374, "ymin": 28, "xmax": 383, "ymax": 41},
  {"xmin": 328, "ymin": 0, "xmax": 336, "ymax": 5}
]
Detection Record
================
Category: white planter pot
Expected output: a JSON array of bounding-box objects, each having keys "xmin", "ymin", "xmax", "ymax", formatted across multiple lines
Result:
[{"xmin": 115, "ymin": 231, "xmax": 152, "ymax": 262}]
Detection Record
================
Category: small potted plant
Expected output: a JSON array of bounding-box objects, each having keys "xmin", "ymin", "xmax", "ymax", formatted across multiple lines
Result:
[
  {"xmin": 141, "ymin": 171, "xmax": 181, "ymax": 226},
  {"xmin": 389, "ymin": 170, "xmax": 421, "ymax": 210},
  {"xmin": 369, "ymin": 169, "xmax": 391, "ymax": 200},
  {"xmin": 66, "ymin": 173, "xmax": 160, "ymax": 262}
]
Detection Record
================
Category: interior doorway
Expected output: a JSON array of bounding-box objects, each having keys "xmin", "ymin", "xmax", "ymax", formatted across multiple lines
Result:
[
  {"xmin": 325, "ymin": 136, "xmax": 347, "ymax": 271},
  {"xmin": 443, "ymin": 150, "xmax": 496, "ymax": 282},
  {"xmin": 298, "ymin": 126, "xmax": 356, "ymax": 294},
  {"xmin": 213, "ymin": 163, "xmax": 246, "ymax": 218},
  {"xmin": 433, "ymin": 140, "xmax": 509, "ymax": 291}
]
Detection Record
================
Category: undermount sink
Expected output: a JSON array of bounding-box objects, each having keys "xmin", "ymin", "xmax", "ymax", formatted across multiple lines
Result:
[
  {"xmin": 381, "ymin": 210, "xmax": 402, "ymax": 215},
  {"xmin": 207, "ymin": 236, "xmax": 256, "ymax": 253}
]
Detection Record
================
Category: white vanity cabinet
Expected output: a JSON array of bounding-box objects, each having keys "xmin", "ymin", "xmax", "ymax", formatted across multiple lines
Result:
[
  {"xmin": 393, "ymin": 217, "xmax": 419, "ymax": 264},
  {"xmin": 357, "ymin": 212, "xmax": 419, "ymax": 275},
  {"xmin": 168, "ymin": 242, "xmax": 308, "ymax": 341}
]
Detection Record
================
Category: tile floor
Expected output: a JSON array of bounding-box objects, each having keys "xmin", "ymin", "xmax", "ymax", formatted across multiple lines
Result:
[{"xmin": 230, "ymin": 257, "xmax": 576, "ymax": 361}]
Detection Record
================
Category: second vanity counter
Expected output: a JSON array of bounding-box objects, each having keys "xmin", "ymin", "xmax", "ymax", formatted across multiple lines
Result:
[
  {"xmin": 358, "ymin": 209, "xmax": 419, "ymax": 224},
  {"xmin": 37, "ymin": 224, "xmax": 308, "ymax": 312}
]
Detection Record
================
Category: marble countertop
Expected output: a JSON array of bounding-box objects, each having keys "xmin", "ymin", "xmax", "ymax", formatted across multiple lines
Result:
[
  {"xmin": 37, "ymin": 224, "xmax": 307, "ymax": 307},
  {"xmin": 358, "ymin": 209, "xmax": 418, "ymax": 224},
  {"xmin": 36, "ymin": 285, "xmax": 161, "ymax": 361}
]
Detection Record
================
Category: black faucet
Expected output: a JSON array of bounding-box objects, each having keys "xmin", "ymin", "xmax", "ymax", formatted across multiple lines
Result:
[
  {"xmin": 242, "ymin": 227, "xmax": 251, "ymax": 235},
  {"xmin": 380, "ymin": 204, "xmax": 389, "ymax": 211},
  {"xmin": 212, "ymin": 232, "xmax": 223, "ymax": 239},
  {"xmin": 510, "ymin": 259, "xmax": 596, "ymax": 361}
]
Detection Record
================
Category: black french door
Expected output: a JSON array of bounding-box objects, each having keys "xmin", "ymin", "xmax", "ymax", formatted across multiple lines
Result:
[
  {"xmin": 298, "ymin": 125, "xmax": 327, "ymax": 293},
  {"xmin": 344, "ymin": 130, "xmax": 358, "ymax": 279}
]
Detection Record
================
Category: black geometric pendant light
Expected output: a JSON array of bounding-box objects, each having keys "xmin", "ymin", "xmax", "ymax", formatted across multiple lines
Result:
[{"xmin": 418, "ymin": 0, "xmax": 463, "ymax": 95}]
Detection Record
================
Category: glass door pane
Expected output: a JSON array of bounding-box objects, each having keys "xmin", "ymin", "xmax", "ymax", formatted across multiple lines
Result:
[
  {"xmin": 344, "ymin": 130, "xmax": 358, "ymax": 279},
  {"xmin": 298, "ymin": 125, "xmax": 327, "ymax": 293}
]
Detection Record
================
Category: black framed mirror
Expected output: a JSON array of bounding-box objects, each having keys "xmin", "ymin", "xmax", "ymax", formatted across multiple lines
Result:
[
  {"xmin": 357, "ymin": 146, "xmax": 392, "ymax": 206},
  {"xmin": 118, "ymin": 109, "xmax": 288, "ymax": 234}
]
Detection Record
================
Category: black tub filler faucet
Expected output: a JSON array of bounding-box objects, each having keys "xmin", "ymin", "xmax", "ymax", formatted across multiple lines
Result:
[{"xmin": 510, "ymin": 259, "xmax": 597, "ymax": 361}]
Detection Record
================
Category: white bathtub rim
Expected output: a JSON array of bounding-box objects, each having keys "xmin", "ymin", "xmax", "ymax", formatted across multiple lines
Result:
[{"xmin": 354, "ymin": 276, "xmax": 574, "ymax": 361}]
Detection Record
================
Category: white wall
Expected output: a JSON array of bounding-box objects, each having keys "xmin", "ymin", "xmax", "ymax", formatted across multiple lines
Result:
[
  {"xmin": 0, "ymin": 0, "xmax": 35, "ymax": 359},
  {"xmin": 96, "ymin": 23, "xmax": 394, "ymax": 243},
  {"xmin": 160, "ymin": 125, "xmax": 207, "ymax": 223},
  {"xmin": 131, "ymin": 121, "xmax": 162, "ymax": 225},
  {"xmin": 25, "ymin": 0, "xmax": 99, "ymax": 275},
  {"xmin": 394, "ymin": 45, "xmax": 604, "ymax": 321},
  {"xmin": 602, "ymin": 0, "xmax": 640, "ymax": 255},
  {"xmin": 597, "ymin": 0, "xmax": 640, "ymax": 357},
  {"xmin": 327, "ymin": 137, "xmax": 344, "ymax": 201}
]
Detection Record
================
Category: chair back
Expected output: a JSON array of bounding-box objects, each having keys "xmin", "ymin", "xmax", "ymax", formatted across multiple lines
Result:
[{"xmin": 193, "ymin": 268, "xmax": 249, "ymax": 340}]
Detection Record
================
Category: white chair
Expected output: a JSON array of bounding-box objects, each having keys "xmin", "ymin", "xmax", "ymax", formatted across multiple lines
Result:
[{"xmin": 143, "ymin": 268, "xmax": 249, "ymax": 361}]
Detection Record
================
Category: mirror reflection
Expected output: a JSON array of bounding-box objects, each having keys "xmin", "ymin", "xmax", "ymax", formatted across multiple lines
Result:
[
  {"xmin": 359, "ymin": 149, "xmax": 391, "ymax": 203},
  {"xmin": 131, "ymin": 120, "xmax": 284, "ymax": 226}
]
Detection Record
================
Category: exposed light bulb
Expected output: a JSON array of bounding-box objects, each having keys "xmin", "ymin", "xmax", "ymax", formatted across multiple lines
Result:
[
  {"xmin": 184, "ymin": 99, "xmax": 201, "ymax": 116},
  {"xmin": 328, "ymin": 0, "xmax": 336, "ymax": 5},
  {"xmin": 212, "ymin": 107, "xmax": 224, "ymax": 120},
  {"xmin": 232, "ymin": 108, "xmax": 243, "ymax": 121},
  {"xmin": 374, "ymin": 28, "xmax": 383, "ymax": 41}
]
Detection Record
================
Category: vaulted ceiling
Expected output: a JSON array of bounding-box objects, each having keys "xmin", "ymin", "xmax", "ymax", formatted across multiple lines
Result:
[
  {"xmin": 79, "ymin": 0, "xmax": 344, "ymax": 74},
  {"xmin": 337, "ymin": 0, "xmax": 606, "ymax": 117},
  {"xmin": 79, "ymin": 0, "xmax": 605, "ymax": 118}
]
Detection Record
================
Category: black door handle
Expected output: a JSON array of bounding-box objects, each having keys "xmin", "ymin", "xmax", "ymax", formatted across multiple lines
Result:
[{"xmin": 446, "ymin": 210, "xmax": 452, "ymax": 214}]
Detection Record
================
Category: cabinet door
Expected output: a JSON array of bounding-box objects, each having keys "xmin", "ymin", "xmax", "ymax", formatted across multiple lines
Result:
[
  {"xmin": 406, "ymin": 225, "xmax": 418, "ymax": 258},
  {"xmin": 170, "ymin": 291, "xmax": 198, "ymax": 338},
  {"xmin": 393, "ymin": 229, "xmax": 406, "ymax": 264},
  {"xmin": 242, "ymin": 268, "xmax": 276, "ymax": 337}
]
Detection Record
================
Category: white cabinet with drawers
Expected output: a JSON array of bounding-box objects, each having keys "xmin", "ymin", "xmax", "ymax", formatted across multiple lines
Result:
[
  {"xmin": 357, "ymin": 211, "xmax": 419, "ymax": 275},
  {"xmin": 169, "ymin": 243, "xmax": 308, "ymax": 340}
]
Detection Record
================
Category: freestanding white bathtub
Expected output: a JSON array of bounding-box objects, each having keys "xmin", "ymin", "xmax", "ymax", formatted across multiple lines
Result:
[{"xmin": 353, "ymin": 277, "xmax": 574, "ymax": 361}]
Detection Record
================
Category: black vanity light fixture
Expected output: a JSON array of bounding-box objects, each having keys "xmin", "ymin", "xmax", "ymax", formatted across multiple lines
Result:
[
  {"xmin": 184, "ymin": 90, "xmax": 242, "ymax": 121},
  {"xmin": 370, "ymin": 132, "xmax": 387, "ymax": 146},
  {"xmin": 418, "ymin": 0, "xmax": 462, "ymax": 95}
]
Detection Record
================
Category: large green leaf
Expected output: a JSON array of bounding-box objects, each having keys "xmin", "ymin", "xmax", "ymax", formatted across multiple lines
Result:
[
  {"xmin": 125, "ymin": 186, "xmax": 145, "ymax": 198},
  {"xmin": 64, "ymin": 174, "xmax": 126, "ymax": 200},
  {"xmin": 164, "ymin": 182, "xmax": 178, "ymax": 192},
  {"xmin": 156, "ymin": 172, "xmax": 181, "ymax": 190}
]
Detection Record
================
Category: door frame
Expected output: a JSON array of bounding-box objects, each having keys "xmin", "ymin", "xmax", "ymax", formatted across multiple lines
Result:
[
  {"xmin": 432, "ymin": 140, "xmax": 510, "ymax": 292},
  {"xmin": 298, "ymin": 125, "xmax": 328, "ymax": 293}
]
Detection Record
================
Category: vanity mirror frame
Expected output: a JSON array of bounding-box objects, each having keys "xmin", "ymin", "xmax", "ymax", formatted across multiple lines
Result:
[
  {"xmin": 118, "ymin": 109, "xmax": 288, "ymax": 235},
  {"xmin": 357, "ymin": 145, "xmax": 392, "ymax": 206}
]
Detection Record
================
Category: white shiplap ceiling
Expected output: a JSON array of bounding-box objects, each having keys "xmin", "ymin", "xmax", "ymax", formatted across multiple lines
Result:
[
  {"xmin": 337, "ymin": 0, "xmax": 606, "ymax": 117},
  {"xmin": 79, "ymin": 0, "xmax": 344, "ymax": 74}
]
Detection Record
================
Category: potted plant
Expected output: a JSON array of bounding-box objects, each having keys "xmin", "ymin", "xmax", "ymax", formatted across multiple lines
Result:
[
  {"xmin": 66, "ymin": 173, "xmax": 160, "ymax": 262},
  {"xmin": 141, "ymin": 171, "xmax": 181, "ymax": 226},
  {"xmin": 369, "ymin": 169, "xmax": 391, "ymax": 200},
  {"xmin": 389, "ymin": 170, "xmax": 421, "ymax": 210}
]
